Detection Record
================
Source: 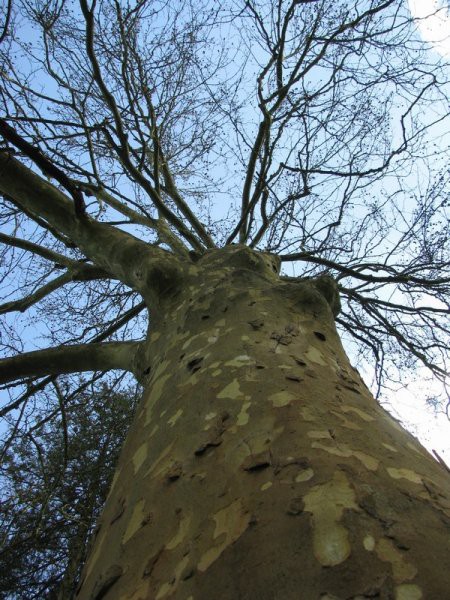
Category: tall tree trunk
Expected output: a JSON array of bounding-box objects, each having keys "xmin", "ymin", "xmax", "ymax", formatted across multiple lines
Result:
[{"xmin": 76, "ymin": 247, "xmax": 450, "ymax": 600}]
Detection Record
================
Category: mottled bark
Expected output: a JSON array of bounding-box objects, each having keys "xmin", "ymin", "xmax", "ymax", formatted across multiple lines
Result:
[{"xmin": 72, "ymin": 246, "xmax": 450, "ymax": 599}]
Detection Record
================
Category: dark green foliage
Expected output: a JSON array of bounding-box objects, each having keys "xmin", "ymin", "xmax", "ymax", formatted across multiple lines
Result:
[{"xmin": 0, "ymin": 383, "xmax": 138, "ymax": 600}]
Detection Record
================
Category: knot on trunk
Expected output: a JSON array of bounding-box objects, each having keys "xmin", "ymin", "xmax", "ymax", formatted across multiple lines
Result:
[
  {"xmin": 311, "ymin": 275, "xmax": 341, "ymax": 317},
  {"xmin": 199, "ymin": 245, "xmax": 280, "ymax": 278}
]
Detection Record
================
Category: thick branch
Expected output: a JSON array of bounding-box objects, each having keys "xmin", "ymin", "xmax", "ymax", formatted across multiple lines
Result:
[
  {"xmin": 0, "ymin": 153, "xmax": 182, "ymax": 300},
  {"xmin": 0, "ymin": 119, "xmax": 86, "ymax": 216},
  {"xmin": 0, "ymin": 341, "xmax": 143, "ymax": 384},
  {"xmin": 74, "ymin": 181, "xmax": 189, "ymax": 257}
]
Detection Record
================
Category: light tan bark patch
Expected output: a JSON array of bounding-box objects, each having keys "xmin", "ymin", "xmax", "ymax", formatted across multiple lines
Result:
[
  {"xmin": 155, "ymin": 555, "xmax": 190, "ymax": 599},
  {"xmin": 132, "ymin": 443, "xmax": 148, "ymax": 473},
  {"xmin": 225, "ymin": 355, "xmax": 252, "ymax": 367},
  {"xmin": 383, "ymin": 443, "xmax": 398, "ymax": 452},
  {"xmin": 330, "ymin": 410, "xmax": 361, "ymax": 430},
  {"xmin": 261, "ymin": 481, "xmax": 273, "ymax": 490},
  {"xmin": 217, "ymin": 379, "xmax": 242, "ymax": 399},
  {"xmin": 167, "ymin": 409, "xmax": 183, "ymax": 426},
  {"xmin": 295, "ymin": 468, "xmax": 314, "ymax": 482},
  {"xmin": 305, "ymin": 346, "xmax": 326, "ymax": 365},
  {"xmin": 166, "ymin": 514, "xmax": 191, "ymax": 550},
  {"xmin": 312, "ymin": 441, "xmax": 379, "ymax": 471},
  {"xmin": 307, "ymin": 430, "xmax": 333, "ymax": 439},
  {"xmin": 363, "ymin": 535, "xmax": 375, "ymax": 551},
  {"xmin": 376, "ymin": 538, "xmax": 418, "ymax": 583},
  {"xmin": 395, "ymin": 584, "xmax": 423, "ymax": 599},
  {"xmin": 269, "ymin": 390, "xmax": 296, "ymax": 407},
  {"xmin": 386, "ymin": 467, "xmax": 422, "ymax": 484},
  {"xmin": 341, "ymin": 405, "xmax": 375, "ymax": 421},
  {"xmin": 145, "ymin": 373, "xmax": 171, "ymax": 425},
  {"xmin": 236, "ymin": 401, "xmax": 252, "ymax": 426},
  {"xmin": 146, "ymin": 441, "xmax": 176, "ymax": 478},
  {"xmin": 123, "ymin": 498, "xmax": 146, "ymax": 544},
  {"xmin": 197, "ymin": 499, "xmax": 250, "ymax": 572},
  {"xmin": 120, "ymin": 580, "xmax": 150, "ymax": 600},
  {"xmin": 303, "ymin": 471, "xmax": 357, "ymax": 566},
  {"xmin": 300, "ymin": 407, "xmax": 316, "ymax": 421}
]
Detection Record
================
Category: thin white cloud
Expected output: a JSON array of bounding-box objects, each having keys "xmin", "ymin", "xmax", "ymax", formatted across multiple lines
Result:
[{"xmin": 408, "ymin": 0, "xmax": 450, "ymax": 57}]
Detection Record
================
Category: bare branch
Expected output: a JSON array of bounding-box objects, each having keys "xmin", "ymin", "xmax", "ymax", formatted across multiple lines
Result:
[
  {"xmin": 0, "ymin": 341, "xmax": 144, "ymax": 385},
  {"xmin": 0, "ymin": 153, "xmax": 183, "ymax": 300},
  {"xmin": 0, "ymin": 232, "xmax": 84, "ymax": 268},
  {"xmin": 0, "ymin": 263, "xmax": 110, "ymax": 315}
]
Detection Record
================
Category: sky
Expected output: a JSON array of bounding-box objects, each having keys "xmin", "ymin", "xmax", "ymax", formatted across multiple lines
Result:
[
  {"xmin": 408, "ymin": 0, "xmax": 450, "ymax": 58},
  {"xmin": 1, "ymin": 0, "xmax": 449, "ymax": 468},
  {"xmin": 378, "ymin": 0, "xmax": 450, "ymax": 466}
]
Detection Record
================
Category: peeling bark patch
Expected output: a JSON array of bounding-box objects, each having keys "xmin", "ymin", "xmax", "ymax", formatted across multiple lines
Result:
[
  {"xmin": 236, "ymin": 401, "xmax": 251, "ymax": 426},
  {"xmin": 305, "ymin": 346, "xmax": 326, "ymax": 366},
  {"xmin": 386, "ymin": 468, "xmax": 422, "ymax": 484},
  {"xmin": 383, "ymin": 443, "xmax": 398, "ymax": 452},
  {"xmin": 330, "ymin": 410, "xmax": 361, "ymax": 431},
  {"xmin": 147, "ymin": 441, "xmax": 176, "ymax": 477},
  {"xmin": 363, "ymin": 534, "xmax": 375, "ymax": 551},
  {"xmin": 395, "ymin": 584, "xmax": 423, "ymax": 599},
  {"xmin": 91, "ymin": 564, "xmax": 123, "ymax": 600},
  {"xmin": 269, "ymin": 390, "xmax": 296, "ymax": 407},
  {"xmin": 217, "ymin": 378, "xmax": 242, "ymax": 399},
  {"xmin": 145, "ymin": 374, "xmax": 171, "ymax": 425},
  {"xmin": 300, "ymin": 407, "xmax": 316, "ymax": 421},
  {"xmin": 308, "ymin": 430, "xmax": 333, "ymax": 440},
  {"xmin": 312, "ymin": 441, "xmax": 379, "ymax": 471},
  {"xmin": 295, "ymin": 468, "xmax": 314, "ymax": 482},
  {"xmin": 304, "ymin": 471, "xmax": 357, "ymax": 566},
  {"xmin": 225, "ymin": 355, "xmax": 252, "ymax": 367},
  {"xmin": 168, "ymin": 409, "xmax": 183, "ymax": 426},
  {"xmin": 341, "ymin": 405, "xmax": 375, "ymax": 422},
  {"xmin": 376, "ymin": 538, "xmax": 418, "ymax": 583},
  {"xmin": 155, "ymin": 555, "xmax": 190, "ymax": 600},
  {"xmin": 197, "ymin": 499, "xmax": 250, "ymax": 572},
  {"xmin": 166, "ymin": 514, "xmax": 191, "ymax": 550},
  {"xmin": 110, "ymin": 497, "xmax": 126, "ymax": 525},
  {"xmin": 132, "ymin": 443, "xmax": 148, "ymax": 473},
  {"xmin": 123, "ymin": 498, "xmax": 146, "ymax": 544}
]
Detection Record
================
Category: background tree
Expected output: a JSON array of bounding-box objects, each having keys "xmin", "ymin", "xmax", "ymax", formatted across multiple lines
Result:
[
  {"xmin": 0, "ymin": 0, "xmax": 449, "ymax": 598},
  {"xmin": 0, "ymin": 380, "xmax": 139, "ymax": 599}
]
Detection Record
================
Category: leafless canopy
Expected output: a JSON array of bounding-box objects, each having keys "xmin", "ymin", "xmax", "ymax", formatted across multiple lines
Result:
[{"xmin": 0, "ymin": 2, "xmax": 449, "ymax": 588}]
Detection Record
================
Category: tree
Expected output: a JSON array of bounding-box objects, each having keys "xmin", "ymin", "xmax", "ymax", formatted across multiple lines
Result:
[
  {"xmin": 0, "ymin": 381, "xmax": 138, "ymax": 600},
  {"xmin": 0, "ymin": 0, "xmax": 450, "ymax": 598}
]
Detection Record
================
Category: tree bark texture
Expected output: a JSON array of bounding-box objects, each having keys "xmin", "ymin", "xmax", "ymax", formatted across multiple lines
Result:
[{"xmin": 76, "ymin": 247, "xmax": 450, "ymax": 600}]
